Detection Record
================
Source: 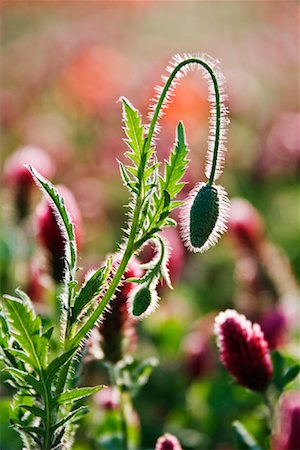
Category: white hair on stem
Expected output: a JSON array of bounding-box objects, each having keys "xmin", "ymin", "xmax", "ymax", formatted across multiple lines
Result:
[{"xmin": 147, "ymin": 53, "xmax": 229, "ymax": 182}]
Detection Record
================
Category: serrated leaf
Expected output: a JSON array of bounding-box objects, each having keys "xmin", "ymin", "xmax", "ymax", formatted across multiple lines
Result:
[
  {"xmin": 52, "ymin": 406, "xmax": 89, "ymax": 431},
  {"xmin": 73, "ymin": 265, "xmax": 107, "ymax": 319},
  {"xmin": 27, "ymin": 165, "xmax": 77, "ymax": 283},
  {"xmin": 4, "ymin": 291, "xmax": 49, "ymax": 370},
  {"xmin": 161, "ymin": 121, "xmax": 189, "ymax": 199},
  {"xmin": 19, "ymin": 404, "xmax": 46, "ymax": 419},
  {"xmin": 45, "ymin": 347, "xmax": 77, "ymax": 386},
  {"xmin": 3, "ymin": 367, "xmax": 43, "ymax": 396},
  {"xmin": 232, "ymin": 421, "xmax": 262, "ymax": 450},
  {"xmin": 121, "ymin": 97, "xmax": 144, "ymax": 158},
  {"xmin": 52, "ymin": 385, "xmax": 103, "ymax": 406}
]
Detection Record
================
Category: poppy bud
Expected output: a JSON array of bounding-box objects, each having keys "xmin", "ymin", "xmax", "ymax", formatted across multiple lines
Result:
[
  {"xmin": 214, "ymin": 309, "xmax": 273, "ymax": 392},
  {"xmin": 128, "ymin": 284, "xmax": 159, "ymax": 320},
  {"xmin": 180, "ymin": 182, "xmax": 230, "ymax": 253}
]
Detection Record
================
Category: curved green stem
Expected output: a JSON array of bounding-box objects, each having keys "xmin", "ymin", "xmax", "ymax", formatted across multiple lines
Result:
[{"xmin": 145, "ymin": 57, "xmax": 222, "ymax": 185}]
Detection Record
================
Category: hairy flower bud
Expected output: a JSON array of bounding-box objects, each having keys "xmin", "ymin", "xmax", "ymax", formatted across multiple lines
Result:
[
  {"xmin": 272, "ymin": 392, "xmax": 300, "ymax": 450},
  {"xmin": 36, "ymin": 185, "xmax": 82, "ymax": 283},
  {"xmin": 155, "ymin": 433, "xmax": 183, "ymax": 450},
  {"xmin": 4, "ymin": 146, "xmax": 55, "ymax": 220},
  {"xmin": 214, "ymin": 309, "xmax": 273, "ymax": 391},
  {"xmin": 99, "ymin": 257, "xmax": 142, "ymax": 363},
  {"xmin": 128, "ymin": 283, "xmax": 159, "ymax": 320},
  {"xmin": 180, "ymin": 182, "xmax": 230, "ymax": 253}
]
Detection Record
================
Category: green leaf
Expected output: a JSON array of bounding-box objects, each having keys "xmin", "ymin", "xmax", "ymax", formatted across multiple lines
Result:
[
  {"xmin": 161, "ymin": 121, "xmax": 189, "ymax": 199},
  {"xmin": 45, "ymin": 347, "xmax": 77, "ymax": 385},
  {"xmin": 281, "ymin": 364, "xmax": 300, "ymax": 387},
  {"xmin": 271, "ymin": 351, "xmax": 285, "ymax": 389},
  {"xmin": 19, "ymin": 405, "xmax": 46, "ymax": 420},
  {"xmin": 232, "ymin": 421, "xmax": 262, "ymax": 450},
  {"xmin": 52, "ymin": 406, "xmax": 89, "ymax": 431},
  {"xmin": 27, "ymin": 165, "xmax": 77, "ymax": 282},
  {"xmin": 3, "ymin": 291, "xmax": 49, "ymax": 370},
  {"xmin": 73, "ymin": 266, "xmax": 107, "ymax": 319},
  {"xmin": 52, "ymin": 386, "xmax": 103, "ymax": 406},
  {"xmin": 121, "ymin": 97, "xmax": 144, "ymax": 164},
  {"xmin": 3, "ymin": 367, "xmax": 43, "ymax": 395}
]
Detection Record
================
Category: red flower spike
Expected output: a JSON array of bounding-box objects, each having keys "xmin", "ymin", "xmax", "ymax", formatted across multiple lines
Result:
[
  {"xmin": 214, "ymin": 309, "xmax": 273, "ymax": 392},
  {"xmin": 155, "ymin": 433, "xmax": 183, "ymax": 450},
  {"xmin": 36, "ymin": 185, "xmax": 82, "ymax": 283}
]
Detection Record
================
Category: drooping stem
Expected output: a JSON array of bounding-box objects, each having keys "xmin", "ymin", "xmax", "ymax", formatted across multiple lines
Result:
[{"xmin": 145, "ymin": 57, "xmax": 222, "ymax": 186}]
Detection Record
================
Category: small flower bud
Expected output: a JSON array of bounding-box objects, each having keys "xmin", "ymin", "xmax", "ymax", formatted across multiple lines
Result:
[
  {"xmin": 214, "ymin": 309, "xmax": 273, "ymax": 392},
  {"xmin": 155, "ymin": 433, "xmax": 182, "ymax": 450},
  {"xmin": 272, "ymin": 392, "xmax": 300, "ymax": 450},
  {"xmin": 180, "ymin": 182, "xmax": 230, "ymax": 253},
  {"xmin": 36, "ymin": 185, "xmax": 82, "ymax": 283},
  {"xmin": 128, "ymin": 284, "xmax": 159, "ymax": 320}
]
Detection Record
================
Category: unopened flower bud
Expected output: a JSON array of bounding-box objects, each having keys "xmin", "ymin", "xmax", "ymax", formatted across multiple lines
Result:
[
  {"xmin": 155, "ymin": 433, "xmax": 182, "ymax": 450},
  {"xmin": 128, "ymin": 284, "xmax": 159, "ymax": 320},
  {"xmin": 180, "ymin": 182, "xmax": 230, "ymax": 253},
  {"xmin": 36, "ymin": 185, "xmax": 82, "ymax": 283},
  {"xmin": 214, "ymin": 309, "xmax": 273, "ymax": 392}
]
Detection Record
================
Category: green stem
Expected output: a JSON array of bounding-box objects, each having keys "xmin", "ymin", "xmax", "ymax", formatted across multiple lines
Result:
[
  {"xmin": 145, "ymin": 57, "xmax": 222, "ymax": 186},
  {"xmin": 109, "ymin": 365, "xmax": 129, "ymax": 450}
]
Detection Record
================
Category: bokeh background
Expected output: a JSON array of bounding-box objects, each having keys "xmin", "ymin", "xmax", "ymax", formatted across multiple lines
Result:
[{"xmin": 1, "ymin": 1, "xmax": 299, "ymax": 449}]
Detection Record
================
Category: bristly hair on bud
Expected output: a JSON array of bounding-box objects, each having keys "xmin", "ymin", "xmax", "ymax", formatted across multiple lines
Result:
[
  {"xmin": 180, "ymin": 182, "xmax": 230, "ymax": 253},
  {"xmin": 155, "ymin": 433, "xmax": 183, "ymax": 450},
  {"xmin": 214, "ymin": 309, "xmax": 273, "ymax": 392},
  {"xmin": 128, "ymin": 282, "xmax": 159, "ymax": 320}
]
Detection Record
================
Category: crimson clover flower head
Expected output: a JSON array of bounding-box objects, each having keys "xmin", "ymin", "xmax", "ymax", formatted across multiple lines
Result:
[
  {"xmin": 214, "ymin": 309, "xmax": 273, "ymax": 392},
  {"xmin": 155, "ymin": 433, "xmax": 183, "ymax": 450}
]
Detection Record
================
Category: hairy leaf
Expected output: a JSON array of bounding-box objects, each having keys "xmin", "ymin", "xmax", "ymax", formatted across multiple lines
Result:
[
  {"xmin": 53, "ymin": 386, "xmax": 103, "ymax": 406},
  {"xmin": 160, "ymin": 121, "xmax": 189, "ymax": 200},
  {"xmin": 27, "ymin": 165, "xmax": 77, "ymax": 283}
]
